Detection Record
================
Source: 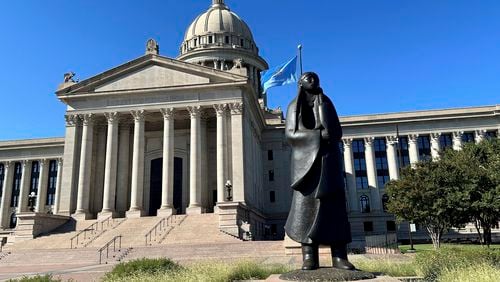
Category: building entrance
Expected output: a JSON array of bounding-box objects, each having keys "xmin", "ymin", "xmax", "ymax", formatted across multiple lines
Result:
[{"xmin": 149, "ymin": 157, "xmax": 184, "ymax": 215}]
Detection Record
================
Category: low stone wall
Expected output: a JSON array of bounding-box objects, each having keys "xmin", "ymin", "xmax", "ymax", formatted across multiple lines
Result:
[{"xmin": 14, "ymin": 213, "xmax": 71, "ymax": 242}]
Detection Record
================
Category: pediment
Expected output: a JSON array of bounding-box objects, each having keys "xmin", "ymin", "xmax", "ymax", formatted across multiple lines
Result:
[{"xmin": 57, "ymin": 54, "xmax": 248, "ymax": 95}]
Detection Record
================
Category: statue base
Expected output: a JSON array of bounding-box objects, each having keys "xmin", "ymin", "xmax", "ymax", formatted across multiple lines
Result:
[{"xmin": 279, "ymin": 268, "xmax": 375, "ymax": 281}]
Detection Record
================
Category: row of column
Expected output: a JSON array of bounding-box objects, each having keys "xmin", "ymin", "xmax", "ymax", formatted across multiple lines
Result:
[
  {"xmin": 342, "ymin": 129, "xmax": 492, "ymax": 214},
  {"xmin": 71, "ymin": 102, "xmax": 245, "ymax": 218},
  {"xmin": 0, "ymin": 159, "xmax": 63, "ymax": 229}
]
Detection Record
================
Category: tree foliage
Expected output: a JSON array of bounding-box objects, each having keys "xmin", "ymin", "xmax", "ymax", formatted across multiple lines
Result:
[{"xmin": 386, "ymin": 138, "xmax": 500, "ymax": 249}]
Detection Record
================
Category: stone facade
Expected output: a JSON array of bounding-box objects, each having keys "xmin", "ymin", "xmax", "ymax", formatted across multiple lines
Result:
[{"xmin": 0, "ymin": 1, "xmax": 499, "ymax": 244}]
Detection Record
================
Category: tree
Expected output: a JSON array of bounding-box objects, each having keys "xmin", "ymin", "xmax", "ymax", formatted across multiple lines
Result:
[
  {"xmin": 386, "ymin": 160, "xmax": 470, "ymax": 249},
  {"xmin": 442, "ymin": 139, "xmax": 500, "ymax": 246}
]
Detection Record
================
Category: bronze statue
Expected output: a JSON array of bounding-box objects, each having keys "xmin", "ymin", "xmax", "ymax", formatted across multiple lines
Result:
[{"xmin": 285, "ymin": 72, "xmax": 354, "ymax": 271}]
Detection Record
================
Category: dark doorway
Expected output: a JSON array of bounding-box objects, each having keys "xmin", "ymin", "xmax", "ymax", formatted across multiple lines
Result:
[
  {"xmin": 149, "ymin": 158, "xmax": 162, "ymax": 216},
  {"xmin": 173, "ymin": 157, "xmax": 183, "ymax": 214},
  {"xmin": 9, "ymin": 213, "xmax": 17, "ymax": 229},
  {"xmin": 149, "ymin": 157, "xmax": 184, "ymax": 215}
]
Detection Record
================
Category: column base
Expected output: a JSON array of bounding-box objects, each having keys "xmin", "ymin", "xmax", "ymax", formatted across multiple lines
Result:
[
  {"xmin": 186, "ymin": 206, "xmax": 203, "ymax": 215},
  {"xmin": 157, "ymin": 207, "xmax": 175, "ymax": 217},
  {"xmin": 126, "ymin": 209, "xmax": 144, "ymax": 218},
  {"xmin": 72, "ymin": 211, "xmax": 93, "ymax": 220},
  {"xmin": 97, "ymin": 210, "xmax": 119, "ymax": 220}
]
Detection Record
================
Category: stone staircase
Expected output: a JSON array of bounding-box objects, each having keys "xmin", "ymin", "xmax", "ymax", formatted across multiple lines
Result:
[
  {"xmin": 0, "ymin": 248, "xmax": 100, "ymax": 267},
  {"xmin": 86, "ymin": 217, "xmax": 167, "ymax": 248},
  {"xmin": 6, "ymin": 219, "xmax": 100, "ymax": 250},
  {"xmin": 162, "ymin": 213, "xmax": 242, "ymax": 245}
]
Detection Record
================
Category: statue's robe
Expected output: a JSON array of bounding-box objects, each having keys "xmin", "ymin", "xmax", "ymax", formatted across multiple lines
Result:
[{"xmin": 284, "ymin": 93, "xmax": 352, "ymax": 245}]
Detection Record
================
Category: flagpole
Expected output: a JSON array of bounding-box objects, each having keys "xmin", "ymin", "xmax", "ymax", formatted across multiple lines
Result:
[{"xmin": 298, "ymin": 44, "xmax": 303, "ymax": 75}]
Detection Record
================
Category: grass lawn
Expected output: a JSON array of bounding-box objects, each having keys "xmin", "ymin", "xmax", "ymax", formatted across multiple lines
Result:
[{"xmin": 399, "ymin": 243, "xmax": 500, "ymax": 253}]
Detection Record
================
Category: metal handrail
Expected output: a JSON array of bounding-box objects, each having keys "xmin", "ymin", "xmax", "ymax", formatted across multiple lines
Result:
[
  {"xmin": 70, "ymin": 221, "xmax": 99, "ymax": 249},
  {"xmin": 144, "ymin": 215, "xmax": 174, "ymax": 246},
  {"xmin": 98, "ymin": 235, "xmax": 122, "ymax": 264},
  {"xmin": 100, "ymin": 217, "xmax": 114, "ymax": 230}
]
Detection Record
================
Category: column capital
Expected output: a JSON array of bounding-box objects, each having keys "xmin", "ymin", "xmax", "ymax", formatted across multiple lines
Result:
[
  {"xmin": 408, "ymin": 134, "xmax": 419, "ymax": 143},
  {"xmin": 80, "ymin": 114, "xmax": 95, "ymax": 126},
  {"xmin": 130, "ymin": 110, "xmax": 145, "ymax": 122},
  {"xmin": 187, "ymin": 106, "xmax": 201, "ymax": 118},
  {"xmin": 65, "ymin": 114, "xmax": 81, "ymax": 127},
  {"xmin": 39, "ymin": 159, "xmax": 48, "ymax": 167},
  {"xmin": 213, "ymin": 103, "xmax": 228, "ymax": 116},
  {"xmin": 2, "ymin": 161, "xmax": 12, "ymax": 169},
  {"xmin": 104, "ymin": 112, "xmax": 119, "ymax": 124},
  {"xmin": 430, "ymin": 132, "xmax": 442, "ymax": 141},
  {"xmin": 452, "ymin": 131, "xmax": 464, "ymax": 140},
  {"xmin": 342, "ymin": 138, "xmax": 353, "ymax": 147},
  {"xmin": 386, "ymin": 136, "xmax": 398, "ymax": 145},
  {"xmin": 229, "ymin": 102, "xmax": 244, "ymax": 115},
  {"xmin": 160, "ymin": 108, "xmax": 175, "ymax": 120},
  {"xmin": 364, "ymin": 137, "xmax": 375, "ymax": 146}
]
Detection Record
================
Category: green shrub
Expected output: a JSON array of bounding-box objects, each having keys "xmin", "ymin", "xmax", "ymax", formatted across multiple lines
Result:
[
  {"xmin": 226, "ymin": 261, "xmax": 289, "ymax": 281},
  {"xmin": 7, "ymin": 275, "xmax": 61, "ymax": 282},
  {"xmin": 415, "ymin": 247, "xmax": 500, "ymax": 281},
  {"xmin": 439, "ymin": 263, "xmax": 500, "ymax": 282},
  {"xmin": 104, "ymin": 258, "xmax": 182, "ymax": 279},
  {"xmin": 353, "ymin": 259, "xmax": 417, "ymax": 277}
]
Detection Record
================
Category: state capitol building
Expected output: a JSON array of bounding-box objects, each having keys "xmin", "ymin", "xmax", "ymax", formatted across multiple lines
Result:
[{"xmin": 0, "ymin": 0, "xmax": 498, "ymax": 246}]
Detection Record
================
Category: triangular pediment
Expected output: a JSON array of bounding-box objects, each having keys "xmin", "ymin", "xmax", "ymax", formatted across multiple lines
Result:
[{"xmin": 57, "ymin": 54, "xmax": 248, "ymax": 95}]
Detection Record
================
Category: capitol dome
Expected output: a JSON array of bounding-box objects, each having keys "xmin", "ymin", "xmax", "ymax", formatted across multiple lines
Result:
[{"xmin": 178, "ymin": 0, "xmax": 268, "ymax": 76}]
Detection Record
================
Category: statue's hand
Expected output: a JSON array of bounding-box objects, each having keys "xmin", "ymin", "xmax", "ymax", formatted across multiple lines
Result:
[{"xmin": 321, "ymin": 129, "xmax": 330, "ymax": 140}]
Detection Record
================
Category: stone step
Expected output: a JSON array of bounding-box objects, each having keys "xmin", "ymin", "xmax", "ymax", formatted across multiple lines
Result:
[{"xmin": 0, "ymin": 248, "xmax": 101, "ymax": 266}]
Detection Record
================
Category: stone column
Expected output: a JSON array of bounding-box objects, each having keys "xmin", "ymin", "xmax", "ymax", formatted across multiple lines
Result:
[
  {"xmin": 127, "ymin": 110, "xmax": 145, "ymax": 218},
  {"xmin": 430, "ymin": 132, "xmax": 442, "ymax": 161},
  {"xmin": 59, "ymin": 114, "xmax": 81, "ymax": 215},
  {"xmin": 35, "ymin": 159, "xmax": 48, "ymax": 213},
  {"xmin": 99, "ymin": 112, "xmax": 119, "ymax": 218},
  {"xmin": 53, "ymin": 159, "xmax": 63, "ymax": 214},
  {"xmin": 0, "ymin": 162, "xmax": 13, "ymax": 228},
  {"xmin": 364, "ymin": 137, "xmax": 381, "ymax": 211},
  {"xmin": 229, "ymin": 102, "xmax": 245, "ymax": 202},
  {"xmin": 75, "ymin": 114, "xmax": 94, "ymax": 219},
  {"xmin": 475, "ymin": 129, "xmax": 486, "ymax": 144},
  {"xmin": 214, "ymin": 104, "xmax": 228, "ymax": 204},
  {"xmin": 342, "ymin": 138, "xmax": 358, "ymax": 213},
  {"xmin": 187, "ymin": 106, "xmax": 202, "ymax": 214},
  {"xmin": 408, "ymin": 134, "xmax": 420, "ymax": 166},
  {"xmin": 452, "ymin": 131, "xmax": 463, "ymax": 151},
  {"xmin": 17, "ymin": 160, "xmax": 31, "ymax": 213},
  {"xmin": 386, "ymin": 136, "xmax": 400, "ymax": 180},
  {"xmin": 116, "ymin": 124, "xmax": 130, "ymax": 213},
  {"xmin": 159, "ymin": 108, "xmax": 175, "ymax": 216}
]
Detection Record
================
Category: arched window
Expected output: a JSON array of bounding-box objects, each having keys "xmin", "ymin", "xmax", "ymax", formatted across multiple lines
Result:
[
  {"xmin": 360, "ymin": 195, "xmax": 370, "ymax": 213},
  {"xmin": 382, "ymin": 194, "xmax": 389, "ymax": 212}
]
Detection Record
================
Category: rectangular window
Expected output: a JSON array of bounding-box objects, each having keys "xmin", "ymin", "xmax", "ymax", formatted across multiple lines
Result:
[
  {"xmin": 418, "ymin": 135, "xmax": 431, "ymax": 160},
  {"xmin": 268, "ymin": 170, "xmax": 274, "ymax": 182},
  {"xmin": 363, "ymin": 221, "xmax": 374, "ymax": 232},
  {"xmin": 271, "ymin": 224, "xmax": 277, "ymax": 235},
  {"xmin": 46, "ymin": 160, "xmax": 58, "ymax": 206},
  {"xmin": 486, "ymin": 131, "xmax": 497, "ymax": 139},
  {"xmin": 30, "ymin": 161, "xmax": 40, "ymax": 195},
  {"xmin": 0, "ymin": 163, "xmax": 4, "ymax": 198},
  {"xmin": 397, "ymin": 137, "xmax": 410, "ymax": 168},
  {"xmin": 462, "ymin": 132, "xmax": 474, "ymax": 143},
  {"xmin": 353, "ymin": 140, "xmax": 368, "ymax": 189},
  {"xmin": 208, "ymin": 36, "xmax": 213, "ymax": 44},
  {"xmin": 240, "ymin": 39, "xmax": 244, "ymax": 47},
  {"xmin": 387, "ymin": 221, "xmax": 396, "ymax": 232},
  {"xmin": 267, "ymin": 150, "xmax": 273, "ymax": 161},
  {"xmin": 225, "ymin": 36, "xmax": 230, "ymax": 44},
  {"xmin": 270, "ymin": 191, "xmax": 275, "ymax": 203},
  {"xmin": 374, "ymin": 138, "xmax": 390, "ymax": 188},
  {"xmin": 440, "ymin": 133, "xmax": 453, "ymax": 149},
  {"xmin": 10, "ymin": 162, "xmax": 22, "ymax": 207}
]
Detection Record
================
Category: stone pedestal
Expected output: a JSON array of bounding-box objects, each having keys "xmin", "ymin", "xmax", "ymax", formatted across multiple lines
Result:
[
  {"xmin": 72, "ymin": 212, "xmax": 93, "ymax": 221},
  {"xmin": 97, "ymin": 211, "xmax": 118, "ymax": 220},
  {"xmin": 125, "ymin": 209, "xmax": 144, "ymax": 218},
  {"xmin": 186, "ymin": 206, "xmax": 203, "ymax": 215},
  {"xmin": 15, "ymin": 213, "xmax": 70, "ymax": 241},
  {"xmin": 157, "ymin": 207, "xmax": 175, "ymax": 217},
  {"xmin": 279, "ymin": 268, "xmax": 376, "ymax": 281},
  {"xmin": 217, "ymin": 201, "xmax": 247, "ymax": 239}
]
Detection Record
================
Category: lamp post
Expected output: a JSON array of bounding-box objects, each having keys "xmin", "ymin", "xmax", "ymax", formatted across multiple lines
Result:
[
  {"xmin": 225, "ymin": 180, "xmax": 233, "ymax": 202},
  {"xmin": 28, "ymin": 192, "xmax": 36, "ymax": 212}
]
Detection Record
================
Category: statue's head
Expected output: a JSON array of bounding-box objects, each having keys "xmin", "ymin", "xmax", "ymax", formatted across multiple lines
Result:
[{"xmin": 299, "ymin": 72, "xmax": 320, "ymax": 94}]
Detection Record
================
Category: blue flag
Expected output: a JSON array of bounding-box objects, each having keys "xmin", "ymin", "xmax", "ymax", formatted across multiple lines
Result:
[{"xmin": 261, "ymin": 56, "xmax": 297, "ymax": 93}]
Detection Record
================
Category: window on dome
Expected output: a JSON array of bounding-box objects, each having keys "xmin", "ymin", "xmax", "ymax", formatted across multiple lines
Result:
[
  {"xmin": 240, "ymin": 39, "xmax": 244, "ymax": 47},
  {"xmin": 225, "ymin": 36, "xmax": 230, "ymax": 44},
  {"xmin": 208, "ymin": 36, "xmax": 213, "ymax": 44},
  {"xmin": 194, "ymin": 39, "xmax": 197, "ymax": 46}
]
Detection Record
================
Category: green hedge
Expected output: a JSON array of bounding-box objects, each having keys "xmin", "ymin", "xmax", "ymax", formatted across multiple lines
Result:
[{"xmin": 104, "ymin": 258, "xmax": 182, "ymax": 279}]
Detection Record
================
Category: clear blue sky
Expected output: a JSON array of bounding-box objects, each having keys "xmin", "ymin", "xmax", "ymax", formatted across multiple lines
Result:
[{"xmin": 0, "ymin": 0, "xmax": 499, "ymax": 140}]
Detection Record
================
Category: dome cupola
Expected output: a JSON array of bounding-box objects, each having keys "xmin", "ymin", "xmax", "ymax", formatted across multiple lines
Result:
[{"xmin": 178, "ymin": 0, "xmax": 268, "ymax": 77}]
